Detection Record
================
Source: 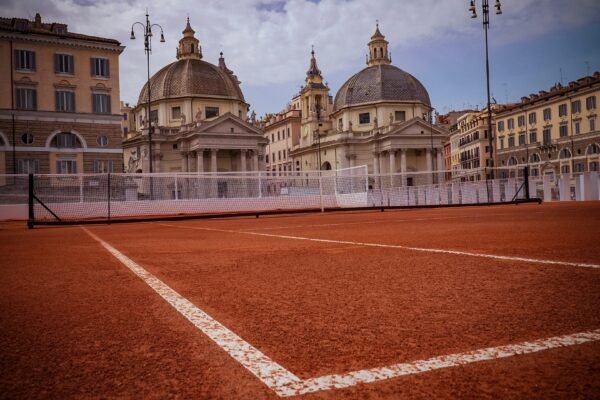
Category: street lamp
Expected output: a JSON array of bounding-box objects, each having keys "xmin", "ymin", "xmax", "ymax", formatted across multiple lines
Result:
[
  {"xmin": 131, "ymin": 11, "xmax": 165, "ymax": 173},
  {"xmin": 470, "ymin": 0, "xmax": 502, "ymax": 180}
]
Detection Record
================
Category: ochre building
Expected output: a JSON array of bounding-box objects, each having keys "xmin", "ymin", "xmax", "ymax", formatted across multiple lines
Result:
[{"xmin": 0, "ymin": 13, "xmax": 124, "ymax": 175}]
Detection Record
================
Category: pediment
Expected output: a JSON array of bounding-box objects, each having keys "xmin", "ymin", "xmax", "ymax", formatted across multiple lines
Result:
[
  {"xmin": 387, "ymin": 117, "xmax": 449, "ymax": 137},
  {"xmin": 195, "ymin": 112, "xmax": 263, "ymax": 136}
]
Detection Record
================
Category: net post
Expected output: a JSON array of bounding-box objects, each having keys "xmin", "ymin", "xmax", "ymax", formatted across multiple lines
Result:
[
  {"xmin": 27, "ymin": 173, "xmax": 34, "ymax": 229},
  {"xmin": 107, "ymin": 172, "xmax": 111, "ymax": 222},
  {"xmin": 319, "ymin": 172, "xmax": 324, "ymax": 212},
  {"xmin": 523, "ymin": 165, "xmax": 530, "ymax": 200}
]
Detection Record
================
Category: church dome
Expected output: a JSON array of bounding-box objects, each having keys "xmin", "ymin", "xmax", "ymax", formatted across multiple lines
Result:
[
  {"xmin": 138, "ymin": 58, "xmax": 245, "ymax": 104},
  {"xmin": 334, "ymin": 64, "xmax": 430, "ymax": 111}
]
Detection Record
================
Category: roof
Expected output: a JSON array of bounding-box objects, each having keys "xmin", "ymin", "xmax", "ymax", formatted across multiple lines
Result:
[
  {"xmin": 0, "ymin": 15, "xmax": 120, "ymax": 46},
  {"xmin": 334, "ymin": 64, "xmax": 430, "ymax": 110},
  {"xmin": 138, "ymin": 58, "xmax": 245, "ymax": 104}
]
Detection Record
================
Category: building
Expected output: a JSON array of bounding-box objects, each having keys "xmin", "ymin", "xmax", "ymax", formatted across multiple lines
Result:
[
  {"xmin": 495, "ymin": 72, "xmax": 600, "ymax": 178},
  {"xmin": 122, "ymin": 19, "xmax": 267, "ymax": 174},
  {"xmin": 0, "ymin": 13, "xmax": 124, "ymax": 174},
  {"xmin": 452, "ymin": 106, "xmax": 500, "ymax": 181},
  {"xmin": 263, "ymin": 97, "xmax": 301, "ymax": 174},
  {"xmin": 289, "ymin": 25, "xmax": 448, "ymax": 182}
]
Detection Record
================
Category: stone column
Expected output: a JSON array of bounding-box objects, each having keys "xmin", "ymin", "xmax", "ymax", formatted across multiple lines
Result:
[
  {"xmin": 372, "ymin": 151, "xmax": 380, "ymax": 189},
  {"xmin": 188, "ymin": 152, "xmax": 195, "ymax": 173},
  {"xmin": 252, "ymin": 150, "xmax": 259, "ymax": 172},
  {"xmin": 181, "ymin": 152, "xmax": 188, "ymax": 172},
  {"xmin": 400, "ymin": 148, "xmax": 407, "ymax": 186},
  {"xmin": 436, "ymin": 148, "xmax": 444, "ymax": 184},
  {"xmin": 196, "ymin": 149, "xmax": 204, "ymax": 173},
  {"xmin": 426, "ymin": 148, "xmax": 433, "ymax": 184},
  {"xmin": 240, "ymin": 149, "xmax": 247, "ymax": 173},
  {"xmin": 210, "ymin": 148, "xmax": 218, "ymax": 197},
  {"xmin": 389, "ymin": 150, "xmax": 396, "ymax": 188}
]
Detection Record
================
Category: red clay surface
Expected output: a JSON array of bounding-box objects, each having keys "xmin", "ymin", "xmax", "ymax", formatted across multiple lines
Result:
[{"xmin": 1, "ymin": 201, "xmax": 599, "ymax": 399}]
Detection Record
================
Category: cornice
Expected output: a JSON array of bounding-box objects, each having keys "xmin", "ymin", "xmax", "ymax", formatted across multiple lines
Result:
[{"xmin": 0, "ymin": 31, "xmax": 125, "ymax": 54}]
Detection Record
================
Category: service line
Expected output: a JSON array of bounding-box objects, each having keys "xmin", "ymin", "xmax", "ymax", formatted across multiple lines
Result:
[
  {"xmin": 158, "ymin": 223, "xmax": 600, "ymax": 269},
  {"xmin": 84, "ymin": 226, "xmax": 600, "ymax": 398}
]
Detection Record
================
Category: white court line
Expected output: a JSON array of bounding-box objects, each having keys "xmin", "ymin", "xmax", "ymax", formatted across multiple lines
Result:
[
  {"xmin": 292, "ymin": 329, "xmax": 600, "ymax": 396},
  {"xmin": 81, "ymin": 227, "xmax": 302, "ymax": 397},
  {"xmin": 244, "ymin": 212, "xmax": 529, "ymax": 231},
  {"xmin": 83, "ymin": 227, "xmax": 600, "ymax": 397},
  {"xmin": 158, "ymin": 223, "xmax": 600, "ymax": 269}
]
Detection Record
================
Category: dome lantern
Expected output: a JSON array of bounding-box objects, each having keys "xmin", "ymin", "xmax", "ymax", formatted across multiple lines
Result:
[
  {"xmin": 367, "ymin": 22, "xmax": 390, "ymax": 67},
  {"xmin": 177, "ymin": 17, "xmax": 202, "ymax": 60}
]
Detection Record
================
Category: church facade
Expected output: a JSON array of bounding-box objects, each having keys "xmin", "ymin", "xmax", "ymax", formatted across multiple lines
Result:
[
  {"xmin": 290, "ymin": 25, "xmax": 448, "ymax": 182},
  {"xmin": 122, "ymin": 19, "xmax": 267, "ymax": 174}
]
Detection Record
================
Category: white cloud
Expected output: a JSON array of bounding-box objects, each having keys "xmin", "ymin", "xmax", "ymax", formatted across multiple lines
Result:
[{"xmin": 3, "ymin": 0, "xmax": 600, "ymax": 110}]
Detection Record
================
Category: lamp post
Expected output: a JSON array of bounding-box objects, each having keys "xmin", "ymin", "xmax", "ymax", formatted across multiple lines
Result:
[
  {"xmin": 470, "ymin": 0, "xmax": 502, "ymax": 180},
  {"xmin": 131, "ymin": 11, "xmax": 165, "ymax": 173}
]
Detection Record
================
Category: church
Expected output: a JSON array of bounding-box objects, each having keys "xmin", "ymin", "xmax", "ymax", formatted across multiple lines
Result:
[
  {"xmin": 123, "ymin": 19, "xmax": 267, "ymax": 174},
  {"xmin": 289, "ymin": 24, "xmax": 448, "ymax": 183}
]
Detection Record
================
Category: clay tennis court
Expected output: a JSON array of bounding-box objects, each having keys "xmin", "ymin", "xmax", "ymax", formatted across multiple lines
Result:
[{"xmin": 2, "ymin": 202, "xmax": 599, "ymax": 399}]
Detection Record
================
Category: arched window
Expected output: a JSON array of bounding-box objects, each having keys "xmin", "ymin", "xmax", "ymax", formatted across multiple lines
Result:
[
  {"xmin": 50, "ymin": 132, "xmax": 82, "ymax": 148},
  {"xmin": 380, "ymin": 48, "xmax": 383, "ymax": 58},
  {"xmin": 529, "ymin": 153, "xmax": 541, "ymax": 163},
  {"xmin": 321, "ymin": 161, "xmax": 332, "ymax": 170},
  {"xmin": 508, "ymin": 157, "xmax": 518, "ymax": 166},
  {"xmin": 587, "ymin": 143, "xmax": 600, "ymax": 155},
  {"xmin": 190, "ymin": 43, "xmax": 194, "ymax": 53},
  {"xmin": 559, "ymin": 148, "xmax": 572, "ymax": 159}
]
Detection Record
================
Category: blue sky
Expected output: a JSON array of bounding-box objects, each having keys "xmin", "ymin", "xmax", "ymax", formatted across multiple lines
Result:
[{"xmin": 4, "ymin": 0, "xmax": 600, "ymax": 117}]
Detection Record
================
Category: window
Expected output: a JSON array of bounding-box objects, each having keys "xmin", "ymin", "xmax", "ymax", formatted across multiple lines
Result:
[
  {"xmin": 172, "ymin": 143, "xmax": 178, "ymax": 150},
  {"xmin": 56, "ymin": 160, "xmax": 77, "ymax": 174},
  {"xmin": 278, "ymin": 150, "xmax": 281, "ymax": 161},
  {"xmin": 590, "ymin": 118, "xmax": 596, "ymax": 132},
  {"xmin": 123, "ymin": 113, "xmax": 128, "ymax": 120},
  {"xmin": 287, "ymin": 128, "xmax": 290, "ymax": 138},
  {"xmin": 518, "ymin": 134, "xmax": 526, "ymax": 145},
  {"xmin": 543, "ymin": 108, "xmax": 551, "ymax": 121},
  {"xmin": 338, "ymin": 119, "xmax": 343, "ymax": 131},
  {"xmin": 543, "ymin": 128, "xmax": 551, "ymax": 145},
  {"xmin": 507, "ymin": 118, "xmax": 514, "ymax": 130},
  {"xmin": 123, "ymin": 127, "xmax": 128, "ymax": 136},
  {"xmin": 558, "ymin": 104, "xmax": 567, "ymax": 117},
  {"xmin": 15, "ymin": 50, "xmax": 35, "ymax": 71},
  {"xmin": 508, "ymin": 136, "xmax": 515, "ymax": 148},
  {"xmin": 359, "ymin": 113, "xmax": 370, "ymax": 124},
  {"xmin": 17, "ymin": 159, "xmax": 39, "ymax": 174},
  {"xmin": 575, "ymin": 121, "xmax": 580, "ymax": 135},
  {"xmin": 53, "ymin": 133, "xmax": 79, "ymax": 148},
  {"xmin": 15, "ymin": 88, "xmax": 37, "ymax": 110},
  {"xmin": 571, "ymin": 100, "xmax": 581, "ymax": 114},
  {"xmin": 283, "ymin": 149, "xmax": 286, "ymax": 159},
  {"xmin": 561, "ymin": 165, "xmax": 570, "ymax": 174},
  {"xmin": 529, "ymin": 131, "xmax": 537, "ymax": 144},
  {"xmin": 591, "ymin": 162, "xmax": 599, "ymax": 172},
  {"xmin": 55, "ymin": 90, "xmax": 75, "ymax": 112},
  {"xmin": 93, "ymin": 160, "xmax": 113, "ymax": 173},
  {"xmin": 575, "ymin": 163, "xmax": 584, "ymax": 173},
  {"xmin": 55, "ymin": 54, "xmax": 74, "ymax": 74},
  {"xmin": 205, "ymin": 107, "xmax": 219, "ymax": 119},
  {"xmin": 92, "ymin": 93, "xmax": 111, "ymax": 114},
  {"xmin": 394, "ymin": 111, "xmax": 406, "ymax": 122},
  {"xmin": 528, "ymin": 112, "xmax": 537, "ymax": 124},
  {"xmin": 21, "ymin": 133, "xmax": 34, "ymax": 145},
  {"xmin": 500, "ymin": 138, "xmax": 504, "ymax": 149},
  {"xmin": 91, "ymin": 57, "xmax": 109, "ymax": 77},
  {"xmin": 171, "ymin": 106, "xmax": 181, "ymax": 119},
  {"xmin": 589, "ymin": 144, "xmax": 600, "ymax": 154},
  {"xmin": 497, "ymin": 121, "xmax": 505, "ymax": 132},
  {"xmin": 530, "ymin": 153, "xmax": 541, "ymax": 163},
  {"xmin": 586, "ymin": 95, "xmax": 596, "ymax": 110},
  {"xmin": 518, "ymin": 115, "xmax": 525, "ymax": 127},
  {"xmin": 96, "ymin": 135, "xmax": 108, "ymax": 147},
  {"xmin": 150, "ymin": 110, "xmax": 158, "ymax": 124},
  {"xmin": 277, "ymin": 131, "xmax": 280, "ymax": 141},
  {"xmin": 559, "ymin": 125, "xmax": 568, "ymax": 137},
  {"xmin": 265, "ymin": 154, "xmax": 269, "ymax": 164}
]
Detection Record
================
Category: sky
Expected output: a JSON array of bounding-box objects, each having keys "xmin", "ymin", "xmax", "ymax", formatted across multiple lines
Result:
[{"xmin": 4, "ymin": 0, "xmax": 600, "ymax": 117}]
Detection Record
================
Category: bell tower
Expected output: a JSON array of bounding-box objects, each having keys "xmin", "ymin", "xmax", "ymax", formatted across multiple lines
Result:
[
  {"xmin": 367, "ymin": 22, "xmax": 391, "ymax": 67},
  {"xmin": 176, "ymin": 17, "xmax": 201, "ymax": 60}
]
